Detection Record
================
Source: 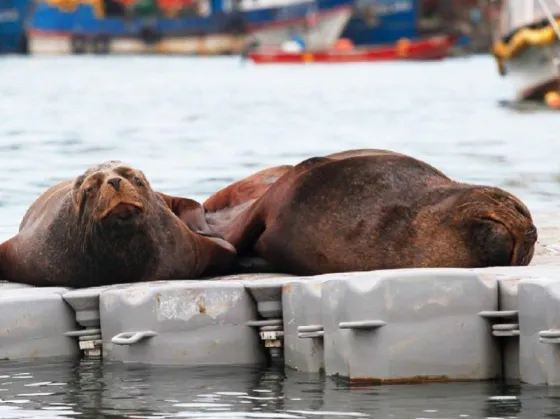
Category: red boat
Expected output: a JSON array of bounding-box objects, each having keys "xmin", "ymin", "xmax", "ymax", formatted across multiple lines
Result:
[{"xmin": 247, "ymin": 34, "xmax": 458, "ymax": 64}]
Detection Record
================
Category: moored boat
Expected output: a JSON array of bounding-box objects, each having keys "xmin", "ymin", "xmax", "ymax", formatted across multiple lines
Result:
[
  {"xmin": 247, "ymin": 32, "xmax": 456, "ymax": 63},
  {"xmin": 340, "ymin": 0, "xmax": 472, "ymax": 51},
  {"xmin": 491, "ymin": 0, "xmax": 560, "ymax": 107},
  {"xmin": 26, "ymin": 0, "xmax": 354, "ymax": 55},
  {"xmin": 0, "ymin": 0, "xmax": 30, "ymax": 54}
]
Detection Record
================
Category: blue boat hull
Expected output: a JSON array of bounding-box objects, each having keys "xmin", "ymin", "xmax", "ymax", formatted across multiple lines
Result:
[
  {"xmin": 339, "ymin": 0, "xmax": 457, "ymax": 47},
  {"xmin": 0, "ymin": 0, "xmax": 29, "ymax": 53}
]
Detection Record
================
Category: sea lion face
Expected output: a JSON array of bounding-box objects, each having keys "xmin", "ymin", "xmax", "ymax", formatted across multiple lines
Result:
[
  {"xmin": 457, "ymin": 187, "xmax": 537, "ymax": 267},
  {"xmin": 72, "ymin": 161, "xmax": 150, "ymax": 230}
]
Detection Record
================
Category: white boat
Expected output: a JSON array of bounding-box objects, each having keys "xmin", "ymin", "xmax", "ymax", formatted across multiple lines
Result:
[
  {"xmin": 492, "ymin": 0, "xmax": 560, "ymax": 102},
  {"xmin": 236, "ymin": 0, "xmax": 353, "ymax": 51}
]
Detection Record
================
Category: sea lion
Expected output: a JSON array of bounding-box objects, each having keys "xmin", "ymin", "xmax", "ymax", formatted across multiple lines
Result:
[
  {"xmin": 204, "ymin": 149, "xmax": 537, "ymax": 275},
  {"xmin": 203, "ymin": 149, "xmax": 411, "ymax": 216},
  {"xmin": 0, "ymin": 160, "xmax": 236, "ymax": 288},
  {"xmin": 204, "ymin": 165, "xmax": 293, "ymax": 215},
  {"xmin": 203, "ymin": 165, "xmax": 294, "ymax": 273},
  {"xmin": 324, "ymin": 148, "xmax": 407, "ymax": 160}
]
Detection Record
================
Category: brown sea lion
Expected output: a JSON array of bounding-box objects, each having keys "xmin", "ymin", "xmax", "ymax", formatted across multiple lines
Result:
[
  {"xmin": 205, "ymin": 149, "xmax": 537, "ymax": 275},
  {"xmin": 203, "ymin": 149, "xmax": 410, "ymax": 216},
  {"xmin": 324, "ymin": 148, "xmax": 406, "ymax": 160},
  {"xmin": 0, "ymin": 160, "xmax": 236, "ymax": 288},
  {"xmin": 204, "ymin": 165, "xmax": 293, "ymax": 214},
  {"xmin": 203, "ymin": 165, "xmax": 294, "ymax": 273}
]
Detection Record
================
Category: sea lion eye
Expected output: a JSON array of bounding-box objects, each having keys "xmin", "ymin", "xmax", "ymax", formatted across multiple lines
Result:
[
  {"xmin": 132, "ymin": 176, "xmax": 144, "ymax": 187},
  {"xmin": 75, "ymin": 176, "xmax": 85, "ymax": 188}
]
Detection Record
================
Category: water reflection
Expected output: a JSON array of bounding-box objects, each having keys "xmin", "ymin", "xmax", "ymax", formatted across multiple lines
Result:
[{"xmin": 0, "ymin": 358, "xmax": 557, "ymax": 418}]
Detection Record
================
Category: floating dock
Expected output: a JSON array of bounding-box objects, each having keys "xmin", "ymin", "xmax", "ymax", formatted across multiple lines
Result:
[{"xmin": 3, "ymin": 212, "xmax": 560, "ymax": 386}]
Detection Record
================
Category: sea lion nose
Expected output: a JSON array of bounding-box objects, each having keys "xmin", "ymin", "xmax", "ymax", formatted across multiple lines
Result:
[
  {"xmin": 107, "ymin": 177, "xmax": 122, "ymax": 191},
  {"xmin": 526, "ymin": 225, "xmax": 538, "ymax": 242}
]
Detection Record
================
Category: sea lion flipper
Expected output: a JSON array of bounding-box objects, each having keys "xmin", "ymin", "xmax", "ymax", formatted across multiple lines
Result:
[
  {"xmin": 220, "ymin": 200, "xmax": 267, "ymax": 254},
  {"xmin": 203, "ymin": 165, "xmax": 293, "ymax": 213},
  {"xmin": 157, "ymin": 192, "xmax": 219, "ymax": 237},
  {"xmin": 195, "ymin": 235, "xmax": 238, "ymax": 277},
  {"xmin": 218, "ymin": 158, "xmax": 331, "ymax": 254}
]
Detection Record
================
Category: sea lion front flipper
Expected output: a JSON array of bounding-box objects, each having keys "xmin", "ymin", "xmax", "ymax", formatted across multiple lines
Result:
[
  {"xmin": 203, "ymin": 165, "xmax": 293, "ymax": 213},
  {"xmin": 195, "ymin": 234, "xmax": 239, "ymax": 278},
  {"xmin": 214, "ymin": 194, "xmax": 268, "ymax": 256},
  {"xmin": 156, "ymin": 192, "xmax": 220, "ymax": 238},
  {"xmin": 220, "ymin": 157, "xmax": 334, "ymax": 254}
]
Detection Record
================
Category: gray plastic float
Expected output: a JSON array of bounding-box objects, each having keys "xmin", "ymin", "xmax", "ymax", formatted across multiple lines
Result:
[
  {"xmin": 99, "ymin": 280, "xmax": 268, "ymax": 366},
  {"xmin": 0, "ymin": 286, "xmax": 78, "ymax": 360}
]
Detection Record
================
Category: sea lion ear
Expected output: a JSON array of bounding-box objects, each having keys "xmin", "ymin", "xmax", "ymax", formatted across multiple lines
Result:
[
  {"xmin": 469, "ymin": 218, "xmax": 514, "ymax": 267},
  {"xmin": 138, "ymin": 170, "xmax": 150, "ymax": 186}
]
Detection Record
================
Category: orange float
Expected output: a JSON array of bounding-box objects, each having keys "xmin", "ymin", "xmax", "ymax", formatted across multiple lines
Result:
[
  {"xmin": 332, "ymin": 38, "xmax": 354, "ymax": 51},
  {"xmin": 544, "ymin": 91, "xmax": 560, "ymax": 109}
]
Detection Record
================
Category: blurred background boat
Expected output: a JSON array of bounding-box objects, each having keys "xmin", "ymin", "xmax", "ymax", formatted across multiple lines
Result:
[
  {"xmin": 0, "ymin": 0, "xmax": 502, "ymax": 56},
  {"xmin": 246, "ymin": 0, "xmax": 500, "ymax": 64},
  {"xmin": 0, "ymin": 0, "xmax": 30, "ymax": 53},
  {"xmin": 341, "ymin": 0, "xmax": 459, "ymax": 48},
  {"xmin": 24, "ymin": 0, "xmax": 354, "ymax": 55},
  {"xmin": 342, "ymin": 0, "xmax": 499, "ymax": 54},
  {"xmin": 491, "ymin": 0, "xmax": 560, "ymax": 108},
  {"xmin": 246, "ymin": 33, "xmax": 456, "ymax": 63}
]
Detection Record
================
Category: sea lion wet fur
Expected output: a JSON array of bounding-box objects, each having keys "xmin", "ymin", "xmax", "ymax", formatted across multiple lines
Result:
[
  {"xmin": 204, "ymin": 149, "xmax": 537, "ymax": 275},
  {"xmin": 0, "ymin": 160, "xmax": 236, "ymax": 288}
]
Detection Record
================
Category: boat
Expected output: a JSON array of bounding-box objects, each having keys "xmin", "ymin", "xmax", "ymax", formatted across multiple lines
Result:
[
  {"xmin": 339, "ymin": 0, "xmax": 462, "ymax": 48},
  {"xmin": 26, "ymin": 0, "xmax": 355, "ymax": 55},
  {"xmin": 491, "ymin": 0, "xmax": 560, "ymax": 108},
  {"xmin": 0, "ymin": 0, "xmax": 30, "ymax": 54},
  {"xmin": 341, "ymin": 0, "xmax": 423, "ymax": 47},
  {"xmin": 246, "ymin": 32, "xmax": 456, "ymax": 63}
]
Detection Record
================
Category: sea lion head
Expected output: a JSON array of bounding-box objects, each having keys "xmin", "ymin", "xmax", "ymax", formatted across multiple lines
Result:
[
  {"xmin": 455, "ymin": 186, "xmax": 537, "ymax": 267},
  {"xmin": 72, "ymin": 160, "xmax": 151, "ymax": 232}
]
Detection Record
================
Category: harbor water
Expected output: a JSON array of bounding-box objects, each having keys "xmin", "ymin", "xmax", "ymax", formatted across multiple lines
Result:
[
  {"xmin": 0, "ymin": 54, "xmax": 558, "ymax": 418},
  {"xmin": 0, "ymin": 358, "xmax": 553, "ymax": 419}
]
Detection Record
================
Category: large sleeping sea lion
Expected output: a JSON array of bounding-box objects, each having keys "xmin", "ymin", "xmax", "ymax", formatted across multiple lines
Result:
[
  {"xmin": 203, "ymin": 149, "xmax": 537, "ymax": 275},
  {"xmin": 0, "ymin": 160, "xmax": 236, "ymax": 288}
]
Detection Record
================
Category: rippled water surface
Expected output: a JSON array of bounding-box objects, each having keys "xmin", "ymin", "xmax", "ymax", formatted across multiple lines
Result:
[
  {"xmin": 0, "ymin": 54, "xmax": 559, "ymax": 418},
  {"xmin": 0, "ymin": 358, "xmax": 555, "ymax": 419}
]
